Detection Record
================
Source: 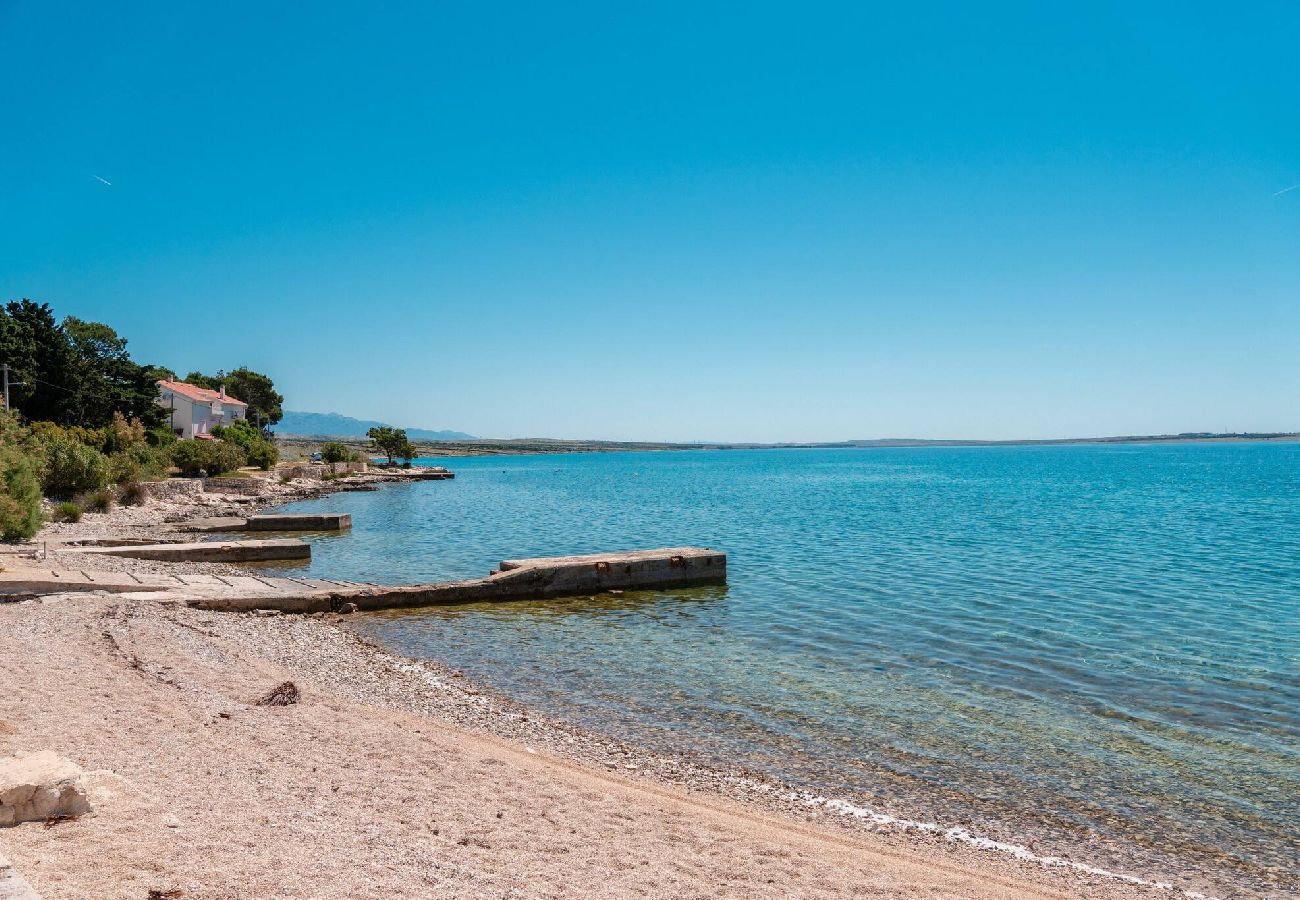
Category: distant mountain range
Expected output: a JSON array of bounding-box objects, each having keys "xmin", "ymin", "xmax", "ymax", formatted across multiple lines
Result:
[{"xmin": 276, "ymin": 410, "xmax": 474, "ymax": 441}]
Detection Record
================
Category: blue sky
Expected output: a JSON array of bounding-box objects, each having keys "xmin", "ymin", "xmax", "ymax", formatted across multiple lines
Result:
[{"xmin": 1, "ymin": 2, "xmax": 1297, "ymax": 442}]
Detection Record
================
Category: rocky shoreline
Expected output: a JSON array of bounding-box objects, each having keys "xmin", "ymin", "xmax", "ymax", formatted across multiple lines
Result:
[{"xmin": 0, "ymin": 470, "xmax": 1210, "ymax": 898}]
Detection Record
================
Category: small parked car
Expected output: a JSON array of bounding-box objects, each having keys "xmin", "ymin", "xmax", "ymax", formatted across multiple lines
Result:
[{"xmin": 310, "ymin": 452, "xmax": 323, "ymax": 462}]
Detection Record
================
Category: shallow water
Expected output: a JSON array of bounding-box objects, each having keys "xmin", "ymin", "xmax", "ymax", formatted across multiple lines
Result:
[{"xmin": 269, "ymin": 444, "xmax": 1300, "ymax": 895}]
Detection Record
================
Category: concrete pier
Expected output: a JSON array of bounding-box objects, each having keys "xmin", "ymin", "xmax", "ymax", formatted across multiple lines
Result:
[
  {"xmin": 184, "ymin": 513, "xmax": 352, "ymax": 533},
  {"xmin": 1, "ymin": 547, "xmax": 725, "ymax": 613},
  {"xmin": 245, "ymin": 513, "xmax": 351, "ymax": 531},
  {"xmin": 59, "ymin": 539, "xmax": 311, "ymax": 563}
]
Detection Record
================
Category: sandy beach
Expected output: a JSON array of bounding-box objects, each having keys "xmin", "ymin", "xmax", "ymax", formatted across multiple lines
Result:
[{"xmin": 0, "ymin": 476, "xmax": 1180, "ymax": 898}]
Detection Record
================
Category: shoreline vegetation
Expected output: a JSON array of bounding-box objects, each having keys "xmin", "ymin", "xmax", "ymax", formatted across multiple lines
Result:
[
  {"xmin": 278, "ymin": 431, "xmax": 1300, "ymax": 458},
  {"xmin": 0, "ymin": 467, "xmax": 1219, "ymax": 898}
]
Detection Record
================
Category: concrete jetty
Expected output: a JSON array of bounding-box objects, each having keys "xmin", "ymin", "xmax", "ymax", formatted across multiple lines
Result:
[
  {"xmin": 0, "ymin": 547, "xmax": 725, "ymax": 613},
  {"xmin": 58, "ymin": 539, "xmax": 311, "ymax": 563},
  {"xmin": 246, "ymin": 513, "xmax": 351, "ymax": 531},
  {"xmin": 185, "ymin": 514, "xmax": 351, "ymax": 533}
]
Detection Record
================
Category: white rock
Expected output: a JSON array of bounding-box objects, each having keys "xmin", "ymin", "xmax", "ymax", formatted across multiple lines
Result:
[{"xmin": 0, "ymin": 751, "xmax": 92, "ymax": 827}]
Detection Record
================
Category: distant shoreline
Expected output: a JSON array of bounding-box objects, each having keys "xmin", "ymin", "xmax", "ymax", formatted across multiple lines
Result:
[{"xmin": 276, "ymin": 431, "xmax": 1300, "ymax": 457}]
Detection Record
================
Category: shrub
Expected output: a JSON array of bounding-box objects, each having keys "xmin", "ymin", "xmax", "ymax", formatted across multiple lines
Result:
[
  {"xmin": 107, "ymin": 444, "xmax": 170, "ymax": 485},
  {"xmin": 320, "ymin": 442, "xmax": 349, "ymax": 464},
  {"xmin": 82, "ymin": 489, "xmax": 115, "ymax": 513},
  {"xmin": 29, "ymin": 421, "xmax": 107, "ymax": 451},
  {"xmin": 246, "ymin": 440, "xmax": 278, "ymax": 471},
  {"xmin": 213, "ymin": 419, "xmax": 276, "ymax": 470},
  {"xmin": 103, "ymin": 411, "xmax": 147, "ymax": 453},
  {"xmin": 40, "ymin": 434, "xmax": 109, "ymax": 499},
  {"xmin": 170, "ymin": 439, "xmax": 214, "ymax": 477},
  {"xmin": 171, "ymin": 438, "xmax": 246, "ymax": 477},
  {"xmin": 54, "ymin": 501, "xmax": 83, "ymax": 522},
  {"xmin": 208, "ymin": 440, "xmax": 247, "ymax": 476},
  {"xmin": 0, "ymin": 450, "xmax": 43, "ymax": 540},
  {"xmin": 118, "ymin": 482, "xmax": 147, "ymax": 506}
]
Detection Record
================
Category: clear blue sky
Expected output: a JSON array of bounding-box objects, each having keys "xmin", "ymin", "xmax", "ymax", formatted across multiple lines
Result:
[{"xmin": 2, "ymin": 2, "xmax": 1297, "ymax": 442}]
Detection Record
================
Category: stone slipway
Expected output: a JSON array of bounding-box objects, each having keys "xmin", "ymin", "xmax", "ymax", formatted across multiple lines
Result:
[{"xmin": 0, "ymin": 548, "xmax": 726, "ymax": 614}]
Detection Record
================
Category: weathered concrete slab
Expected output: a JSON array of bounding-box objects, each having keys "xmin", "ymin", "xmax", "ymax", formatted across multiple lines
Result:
[
  {"xmin": 0, "ymin": 568, "xmax": 173, "ymax": 595},
  {"xmin": 245, "ymin": 513, "xmax": 351, "ymax": 531},
  {"xmin": 182, "ymin": 513, "xmax": 352, "ymax": 532},
  {"xmin": 186, "ymin": 546, "xmax": 726, "ymax": 613},
  {"xmin": 2, "ymin": 547, "xmax": 724, "ymax": 614},
  {"xmin": 59, "ymin": 539, "xmax": 310, "ymax": 563},
  {"xmin": 182, "ymin": 517, "xmax": 248, "ymax": 533}
]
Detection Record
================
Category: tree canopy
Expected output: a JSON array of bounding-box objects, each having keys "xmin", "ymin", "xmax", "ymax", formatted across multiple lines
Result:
[
  {"xmin": 184, "ymin": 367, "xmax": 283, "ymax": 429},
  {"xmin": 367, "ymin": 426, "xmax": 415, "ymax": 465},
  {"xmin": 0, "ymin": 300, "xmax": 164, "ymax": 429}
]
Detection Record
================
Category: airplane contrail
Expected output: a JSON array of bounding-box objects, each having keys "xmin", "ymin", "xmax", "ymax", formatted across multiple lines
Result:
[
  {"xmin": 1273, "ymin": 182, "xmax": 1300, "ymax": 197},
  {"xmin": 92, "ymin": 175, "xmax": 112, "ymax": 186}
]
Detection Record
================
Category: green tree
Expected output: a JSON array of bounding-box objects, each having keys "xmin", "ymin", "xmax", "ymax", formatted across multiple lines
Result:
[
  {"xmin": 63, "ymin": 317, "xmax": 166, "ymax": 430},
  {"xmin": 319, "ymin": 441, "xmax": 349, "ymax": 464},
  {"xmin": 367, "ymin": 426, "xmax": 415, "ymax": 466},
  {"xmin": 0, "ymin": 300, "xmax": 79, "ymax": 422},
  {"xmin": 212, "ymin": 419, "xmax": 278, "ymax": 470}
]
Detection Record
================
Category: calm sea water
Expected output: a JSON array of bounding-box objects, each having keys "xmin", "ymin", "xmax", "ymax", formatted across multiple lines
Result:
[{"xmin": 269, "ymin": 444, "xmax": 1300, "ymax": 895}]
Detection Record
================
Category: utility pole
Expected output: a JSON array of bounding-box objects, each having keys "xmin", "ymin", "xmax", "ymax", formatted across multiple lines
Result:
[{"xmin": 1, "ymin": 364, "xmax": 26, "ymax": 414}]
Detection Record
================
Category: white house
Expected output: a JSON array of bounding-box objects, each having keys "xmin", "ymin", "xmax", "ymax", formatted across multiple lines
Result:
[{"xmin": 157, "ymin": 380, "xmax": 248, "ymax": 439}]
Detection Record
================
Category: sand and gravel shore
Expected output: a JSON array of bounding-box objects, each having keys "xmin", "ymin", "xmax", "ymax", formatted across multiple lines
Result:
[{"xmin": 0, "ymin": 474, "xmax": 1182, "ymax": 898}]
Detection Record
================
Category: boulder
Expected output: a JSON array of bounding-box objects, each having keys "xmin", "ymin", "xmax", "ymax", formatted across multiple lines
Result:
[{"xmin": 0, "ymin": 751, "xmax": 92, "ymax": 827}]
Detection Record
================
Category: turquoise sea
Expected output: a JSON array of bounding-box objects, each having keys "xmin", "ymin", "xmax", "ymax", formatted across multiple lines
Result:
[{"xmin": 269, "ymin": 443, "xmax": 1299, "ymax": 896}]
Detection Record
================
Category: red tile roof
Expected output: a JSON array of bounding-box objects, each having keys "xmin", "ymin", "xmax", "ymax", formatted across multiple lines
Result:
[{"xmin": 158, "ymin": 380, "xmax": 248, "ymax": 407}]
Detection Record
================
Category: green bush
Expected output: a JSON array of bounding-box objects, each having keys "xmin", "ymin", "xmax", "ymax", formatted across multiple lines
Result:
[
  {"xmin": 81, "ymin": 489, "xmax": 115, "ymax": 513},
  {"xmin": 171, "ymin": 439, "xmax": 245, "ymax": 477},
  {"xmin": 54, "ymin": 501, "xmax": 83, "ymax": 522},
  {"xmin": 118, "ymin": 482, "xmax": 147, "ymax": 506},
  {"xmin": 29, "ymin": 421, "xmax": 107, "ymax": 451},
  {"xmin": 102, "ymin": 411, "xmax": 147, "ymax": 453},
  {"xmin": 208, "ymin": 440, "xmax": 247, "ymax": 476},
  {"xmin": 40, "ymin": 434, "xmax": 109, "ymax": 499},
  {"xmin": 107, "ymin": 444, "xmax": 170, "ymax": 484},
  {"xmin": 170, "ymin": 439, "xmax": 213, "ymax": 477},
  {"xmin": 213, "ymin": 420, "xmax": 276, "ymax": 470},
  {"xmin": 246, "ymin": 440, "xmax": 278, "ymax": 471},
  {"xmin": 320, "ymin": 442, "xmax": 349, "ymax": 464},
  {"xmin": 0, "ymin": 450, "xmax": 43, "ymax": 540}
]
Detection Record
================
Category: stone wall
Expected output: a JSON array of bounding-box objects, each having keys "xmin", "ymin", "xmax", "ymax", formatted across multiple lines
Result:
[
  {"xmin": 281, "ymin": 462, "xmax": 367, "ymax": 479},
  {"xmin": 141, "ymin": 479, "xmax": 204, "ymax": 501},
  {"xmin": 203, "ymin": 477, "xmax": 271, "ymax": 496}
]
